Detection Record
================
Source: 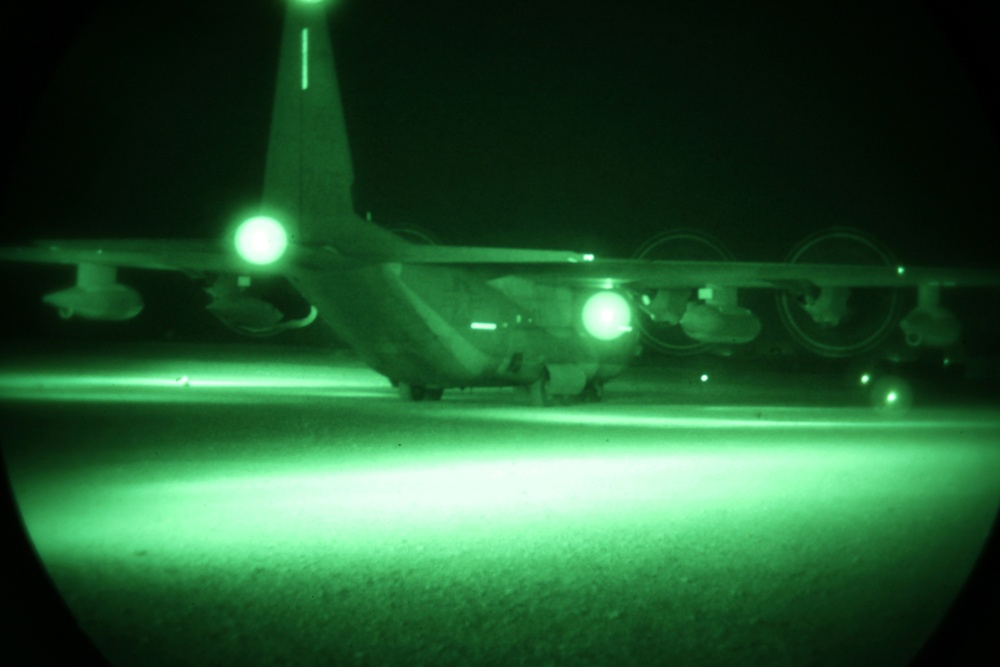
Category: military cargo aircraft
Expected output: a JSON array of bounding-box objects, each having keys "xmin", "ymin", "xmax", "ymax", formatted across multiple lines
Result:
[{"xmin": 3, "ymin": 0, "xmax": 998, "ymax": 405}]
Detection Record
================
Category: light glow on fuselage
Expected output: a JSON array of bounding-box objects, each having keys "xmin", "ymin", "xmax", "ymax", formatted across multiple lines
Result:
[
  {"xmin": 582, "ymin": 291, "xmax": 632, "ymax": 340},
  {"xmin": 235, "ymin": 216, "xmax": 288, "ymax": 265}
]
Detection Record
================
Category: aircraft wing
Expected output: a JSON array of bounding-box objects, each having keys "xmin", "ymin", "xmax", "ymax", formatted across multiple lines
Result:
[
  {"xmin": 4, "ymin": 239, "xmax": 997, "ymax": 290},
  {"xmin": 397, "ymin": 246, "xmax": 1000, "ymax": 290},
  {"xmin": 484, "ymin": 259, "xmax": 1000, "ymax": 290},
  {"xmin": 0, "ymin": 239, "xmax": 348, "ymax": 276}
]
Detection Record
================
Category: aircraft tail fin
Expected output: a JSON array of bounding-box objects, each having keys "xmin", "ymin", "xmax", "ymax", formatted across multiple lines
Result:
[{"xmin": 263, "ymin": 2, "xmax": 403, "ymax": 255}]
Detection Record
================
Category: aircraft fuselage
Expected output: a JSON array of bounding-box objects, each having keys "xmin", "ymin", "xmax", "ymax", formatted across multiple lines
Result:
[{"xmin": 292, "ymin": 261, "xmax": 639, "ymax": 392}]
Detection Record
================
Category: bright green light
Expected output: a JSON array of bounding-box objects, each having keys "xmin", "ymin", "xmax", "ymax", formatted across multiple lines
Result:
[
  {"xmin": 582, "ymin": 253, "xmax": 595, "ymax": 262},
  {"xmin": 470, "ymin": 322, "xmax": 497, "ymax": 331},
  {"xmin": 870, "ymin": 376, "xmax": 913, "ymax": 412},
  {"xmin": 700, "ymin": 374, "xmax": 709, "ymax": 382},
  {"xmin": 0, "ymin": 359, "xmax": 387, "ymax": 404},
  {"xmin": 235, "ymin": 216, "xmax": 288, "ymax": 265},
  {"xmin": 582, "ymin": 291, "xmax": 631, "ymax": 340},
  {"xmin": 860, "ymin": 373, "xmax": 871, "ymax": 385},
  {"xmin": 301, "ymin": 29, "xmax": 309, "ymax": 90},
  {"xmin": 897, "ymin": 266, "xmax": 906, "ymax": 276}
]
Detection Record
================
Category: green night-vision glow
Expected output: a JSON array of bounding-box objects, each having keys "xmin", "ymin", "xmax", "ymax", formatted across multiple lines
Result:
[
  {"xmin": 235, "ymin": 216, "xmax": 288, "ymax": 265},
  {"xmin": 582, "ymin": 291, "xmax": 632, "ymax": 340},
  {"xmin": 470, "ymin": 322, "xmax": 498, "ymax": 331}
]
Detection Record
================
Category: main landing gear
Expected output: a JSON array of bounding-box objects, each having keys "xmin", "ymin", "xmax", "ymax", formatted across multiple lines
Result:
[
  {"xmin": 396, "ymin": 382, "xmax": 443, "ymax": 402},
  {"xmin": 527, "ymin": 378, "xmax": 604, "ymax": 407}
]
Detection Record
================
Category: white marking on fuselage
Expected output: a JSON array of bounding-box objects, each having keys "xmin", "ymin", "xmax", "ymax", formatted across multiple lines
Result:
[
  {"xmin": 301, "ymin": 28, "xmax": 309, "ymax": 90},
  {"xmin": 387, "ymin": 265, "xmax": 494, "ymax": 378}
]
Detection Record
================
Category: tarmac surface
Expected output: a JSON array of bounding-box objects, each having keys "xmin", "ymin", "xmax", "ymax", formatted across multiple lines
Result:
[{"xmin": 1, "ymin": 341, "xmax": 998, "ymax": 666}]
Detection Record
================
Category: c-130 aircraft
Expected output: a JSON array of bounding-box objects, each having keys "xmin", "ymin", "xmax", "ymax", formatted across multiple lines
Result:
[{"xmin": 3, "ymin": 0, "xmax": 998, "ymax": 405}]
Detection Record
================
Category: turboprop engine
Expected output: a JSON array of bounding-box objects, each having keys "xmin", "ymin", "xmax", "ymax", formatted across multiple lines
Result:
[
  {"xmin": 633, "ymin": 229, "xmax": 736, "ymax": 354},
  {"xmin": 898, "ymin": 286, "xmax": 961, "ymax": 348},
  {"xmin": 680, "ymin": 301, "xmax": 761, "ymax": 344},
  {"xmin": 777, "ymin": 228, "xmax": 902, "ymax": 358},
  {"xmin": 42, "ymin": 263, "xmax": 143, "ymax": 321}
]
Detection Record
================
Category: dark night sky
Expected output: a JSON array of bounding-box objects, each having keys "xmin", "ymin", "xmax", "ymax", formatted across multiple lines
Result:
[{"xmin": 2, "ymin": 0, "xmax": 999, "ymax": 269}]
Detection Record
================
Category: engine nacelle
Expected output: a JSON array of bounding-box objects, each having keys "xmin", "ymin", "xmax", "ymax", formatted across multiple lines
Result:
[
  {"xmin": 43, "ymin": 284, "xmax": 144, "ymax": 321},
  {"xmin": 640, "ymin": 289, "xmax": 689, "ymax": 326},
  {"xmin": 899, "ymin": 306, "xmax": 961, "ymax": 348},
  {"xmin": 633, "ymin": 229, "xmax": 733, "ymax": 355},
  {"xmin": 680, "ymin": 302, "xmax": 761, "ymax": 344},
  {"xmin": 800, "ymin": 286, "xmax": 850, "ymax": 327},
  {"xmin": 204, "ymin": 275, "xmax": 317, "ymax": 337},
  {"xmin": 777, "ymin": 228, "xmax": 902, "ymax": 358},
  {"xmin": 206, "ymin": 295, "xmax": 285, "ymax": 332}
]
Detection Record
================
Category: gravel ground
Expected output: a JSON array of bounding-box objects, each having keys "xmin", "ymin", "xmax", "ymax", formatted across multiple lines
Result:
[{"xmin": 2, "ymin": 343, "xmax": 998, "ymax": 666}]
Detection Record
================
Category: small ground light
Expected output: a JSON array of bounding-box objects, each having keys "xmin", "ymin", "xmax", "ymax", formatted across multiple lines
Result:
[
  {"xmin": 700, "ymin": 374, "xmax": 709, "ymax": 382},
  {"xmin": 870, "ymin": 376, "xmax": 913, "ymax": 412},
  {"xmin": 860, "ymin": 373, "xmax": 871, "ymax": 385}
]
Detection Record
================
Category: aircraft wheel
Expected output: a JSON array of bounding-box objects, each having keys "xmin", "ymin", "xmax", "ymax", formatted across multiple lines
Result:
[
  {"xmin": 581, "ymin": 379, "xmax": 605, "ymax": 402},
  {"xmin": 527, "ymin": 379, "xmax": 550, "ymax": 407},
  {"xmin": 397, "ymin": 383, "xmax": 427, "ymax": 402}
]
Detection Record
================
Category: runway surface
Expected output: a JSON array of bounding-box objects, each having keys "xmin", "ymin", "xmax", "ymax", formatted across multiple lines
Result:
[{"xmin": 1, "ymin": 342, "xmax": 998, "ymax": 666}]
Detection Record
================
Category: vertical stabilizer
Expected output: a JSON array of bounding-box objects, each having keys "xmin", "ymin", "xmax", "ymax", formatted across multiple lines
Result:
[{"xmin": 263, "ymin": 2, "xmax": 356, "ymax": 245}]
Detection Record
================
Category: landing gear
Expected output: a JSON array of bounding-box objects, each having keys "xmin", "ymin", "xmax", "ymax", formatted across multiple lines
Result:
[
  {"xmin": 525, "ymin": 378, "xmax": 605, "ymax": 406},
  {"xmin": 397, "ymin": 383, "xmax": 443, "ymax": 402},
  {"xmin": 581, "ymin": 379, "xmax": 605, "ymax": 402},
  {"xmin": 527, "ymin": 379, "xmax": 550, "ymax": 407}
]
